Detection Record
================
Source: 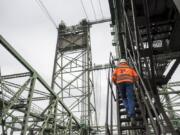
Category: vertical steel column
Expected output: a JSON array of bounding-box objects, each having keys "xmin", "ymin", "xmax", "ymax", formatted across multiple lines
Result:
[
  {"xmin": 105, "ymin": 70, "xmax": 110, "ymax": 135},
  {"xmin": 110, "ymin": 88, "xmax": 113, "ymax": 135},
  {"xmin": 51, "ymin": 31, "xmax": 60, "ymax": 135},
  {"xmin": 87, "ymin": 31, "xmax": 91, "ymax": 134},
  {"xmin": 21, "ymin": 73, "xmax": 36, "ymax": 135},
  {"xmin": 0, "ymin": 69, "xmax": 6, "ymax": 135},
  {"xmin": 52, "ymin": 103, "xmax": 57, "ymax": 135}
]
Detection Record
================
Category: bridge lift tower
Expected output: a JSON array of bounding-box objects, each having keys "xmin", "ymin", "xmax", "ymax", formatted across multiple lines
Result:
[
  {"xmin": 50, "ymin": 20, "xmax": 97, "ymax": 134},
  {"xmin": 0, "ymin": 17, "xmax": 109, "ymax": 134}
]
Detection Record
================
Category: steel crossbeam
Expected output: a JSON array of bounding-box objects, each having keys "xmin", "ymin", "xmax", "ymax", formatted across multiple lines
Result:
[{"xmin": 0, "ymin": 35, "xmax": 81, "ymax": 134}]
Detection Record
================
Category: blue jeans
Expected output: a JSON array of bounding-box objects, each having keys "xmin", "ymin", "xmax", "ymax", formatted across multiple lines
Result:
[{"xmin": 117, "ymin": 83, "xmax": 135, "ymax": 118}]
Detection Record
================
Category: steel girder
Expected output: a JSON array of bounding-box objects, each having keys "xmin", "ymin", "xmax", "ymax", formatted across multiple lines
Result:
[{"xmin": 0, "ymin": 35, "xmax": 81, "ymax": 134}]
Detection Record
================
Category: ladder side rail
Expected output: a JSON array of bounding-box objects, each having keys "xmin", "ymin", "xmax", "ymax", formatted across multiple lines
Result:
[
  {"xmin": 134, "ymin": 85, "xmax": 151, "ymax": 135},
  {"xmin": 110, "ymin": 54, "xmax": 121, "ymax": 135},
  {"xmin": 105, "ymin": 55, "xmax": 111, "ymax": 135},
  {"xmin": 127, "ymin": 49, "xmax": 167, "ymax": 134}
]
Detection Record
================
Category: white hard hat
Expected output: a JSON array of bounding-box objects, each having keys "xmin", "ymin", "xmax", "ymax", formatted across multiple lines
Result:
[{"xmin": 119, "ymin": 59, "xmax": 127, "ymax": 63}]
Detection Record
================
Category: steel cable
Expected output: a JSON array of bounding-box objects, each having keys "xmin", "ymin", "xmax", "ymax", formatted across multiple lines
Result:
[
  {"xmin": 80, "ymin": 0, "xmax": 89, "ymax": 20},
  {"xmin": 34, "ymin": 0, "xmax": 58, "ymax": 29},
  {"xmin": 90, "ymin": 0, "xmax": 97, "ymax": 20},
  {"xmin": 98, "ymin": 0, "xmax": 104, "ymax": 18}
]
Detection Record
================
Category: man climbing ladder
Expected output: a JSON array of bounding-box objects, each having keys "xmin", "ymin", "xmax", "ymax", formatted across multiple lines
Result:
[{"xmin": 112, "ymin": 59, "xmax": 138, "ymax": 125}]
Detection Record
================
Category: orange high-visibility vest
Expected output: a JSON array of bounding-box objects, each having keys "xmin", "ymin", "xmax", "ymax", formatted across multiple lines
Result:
[{"xmin": 112, "ymin": 63, "xmax": 138, "ymax": 84}]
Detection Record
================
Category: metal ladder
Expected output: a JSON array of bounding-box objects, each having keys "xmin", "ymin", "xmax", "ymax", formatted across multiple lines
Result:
[
  {"xmin": 105, "ymin": 54, "xmax": 148, "ymax": 135},
  {"xmin": 117, "ymin": 91, "xmax": 146, "ymax": 135}
]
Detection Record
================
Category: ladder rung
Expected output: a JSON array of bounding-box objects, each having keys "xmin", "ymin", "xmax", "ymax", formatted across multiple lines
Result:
[
  {"xmin": 121, "ymin": 126, "xmax": 145, "ymax": 130},
  {"xmin": 119, "ymin": 103, "xmax": 139, "ymax": 109},
  {"xmin": 118, "ymin": 98, "xmax": 137, "ymax": 104},
  {"xmin": 120, "ymin": 117, "xmax": 143, "ymax": 122},
  {"xmin": 119, "ymin": 110, "xmax": 141, "ymax": 115}
]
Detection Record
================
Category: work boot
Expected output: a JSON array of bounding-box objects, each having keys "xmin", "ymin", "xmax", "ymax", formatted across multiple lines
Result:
[{"xmin": 130, "ymin": 117, "xmax": 136, "ymax": 126}]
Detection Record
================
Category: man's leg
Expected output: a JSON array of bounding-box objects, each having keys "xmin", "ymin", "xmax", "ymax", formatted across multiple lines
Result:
[
  {"xmin": 126, "ymin": 83, "xmax": 135, "ymax": 118},
  {"xmin": 117, "ymin": 84, "xmax": 128, "ymax": 112}
]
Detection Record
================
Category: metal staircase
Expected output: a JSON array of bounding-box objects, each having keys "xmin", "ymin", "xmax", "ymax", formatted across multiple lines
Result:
[
  {"xmin": 105, "ymin": 55, "xmax": 148, "ymax": 135},
  {"xmin": 118, "ymin": 96, "xmax": 145, "ymax": 134},
  {"xmin": 105, "ymin": 53, "xmax": 180, "ymax": 135},
  {"xmin": 107, "ymin": 0, "xmax": 180, "ymax": 134}
]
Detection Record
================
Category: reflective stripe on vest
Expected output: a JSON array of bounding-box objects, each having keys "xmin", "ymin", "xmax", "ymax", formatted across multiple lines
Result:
[
  {"xmin": 112, "ymin": 63, "xmax": 138, "ymax": 83},
  {"xmin": 116, "ymin": 74, "xmax": 134, "ymax": 83}
]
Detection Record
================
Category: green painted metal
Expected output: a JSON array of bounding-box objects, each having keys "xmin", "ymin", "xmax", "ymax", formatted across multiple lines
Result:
[
  {"xmin": 21, "ymin": 73, "xmax": 37, "ymax": 135},
  {"xmin": 38, "ymin": 100, "xmax": 57, "ymax": 135},
  {"xmin": 0, "ymin": 35, "xmax": 82, "ymax": 134},
  {"xmin": 50, "ymin": 21, "xmax": 98, "ymax": 134},
  {"xmin": 0, "ymin": 78, "xmax": 31, "ymax": 123},
  {"xmin": 0, "ymin": 35, "xmax": 80, "ymax": 128}
]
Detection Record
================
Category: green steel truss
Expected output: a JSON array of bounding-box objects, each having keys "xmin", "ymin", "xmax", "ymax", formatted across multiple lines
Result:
[
  {"xmin": 0, "ymin": 35, "xmax": 82, "ymax": 134},
  {"xmin": 159, "ymin": 81, "xmax": 180, "ymax": 129}
]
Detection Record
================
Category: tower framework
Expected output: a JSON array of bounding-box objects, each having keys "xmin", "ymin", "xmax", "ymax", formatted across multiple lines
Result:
[{"xmin": 50, "ymin": 20, "xmax": 97, "ymax": 134}]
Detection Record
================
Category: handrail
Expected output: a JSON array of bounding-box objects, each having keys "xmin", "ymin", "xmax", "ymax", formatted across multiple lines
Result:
[
  {"xmin": 127, "ymin": 49, "xmax": 166, "ymax": 134},
  {"xmin": 105, "ymin": 54, "xmax": 117, "ymax": 135}
]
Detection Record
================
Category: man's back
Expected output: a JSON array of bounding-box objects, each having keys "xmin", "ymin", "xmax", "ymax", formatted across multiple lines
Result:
[{"xmin": 112, "ymin": 63, "xmax": 138, "ymax": 84}]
